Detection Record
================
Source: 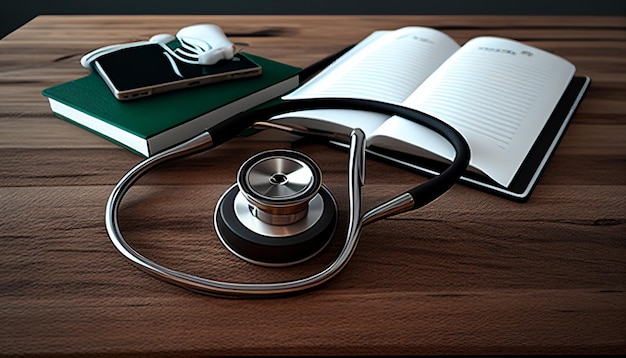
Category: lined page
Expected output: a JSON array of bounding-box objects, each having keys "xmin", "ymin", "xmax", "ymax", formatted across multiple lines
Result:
[
  {"xmin": 370, "ymin": 36, "xmax": 575, "ymax": 186},
  {"xmin": 274, "ymin": 27, "xmax": 460, "ymax": 137}
]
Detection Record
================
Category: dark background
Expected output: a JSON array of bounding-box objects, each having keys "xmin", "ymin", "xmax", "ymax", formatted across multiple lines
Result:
[{"xmin": 1, "ymin": 0, "xmax": 625, "ymax": 39}]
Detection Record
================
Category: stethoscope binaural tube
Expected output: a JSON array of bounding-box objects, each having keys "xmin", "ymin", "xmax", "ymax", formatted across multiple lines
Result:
[{"xmin": 104, "ymin": 98, "xmax": 471, "ymax": 298}]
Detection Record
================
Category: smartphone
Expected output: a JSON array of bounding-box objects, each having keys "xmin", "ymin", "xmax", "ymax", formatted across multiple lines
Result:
[{"xmin": 93, "ymin": 43, "xmax": 262, "ymax": 100}]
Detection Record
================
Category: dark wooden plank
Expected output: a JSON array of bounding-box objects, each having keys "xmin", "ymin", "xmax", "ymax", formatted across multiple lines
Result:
[{"xmin": 0, "ymin": 15, "xmax": 624, "ymax": 356}]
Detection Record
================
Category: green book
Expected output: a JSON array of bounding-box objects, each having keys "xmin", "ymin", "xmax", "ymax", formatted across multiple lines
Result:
[{"xmin": 42, "ymin": 53, "xmax": 301, "ymax": 157}]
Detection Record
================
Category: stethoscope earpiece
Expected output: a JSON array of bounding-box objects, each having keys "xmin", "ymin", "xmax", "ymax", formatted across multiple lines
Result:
[{"xmin": 215, "ymin": 150, "xmax": 337, "ymax": 267}]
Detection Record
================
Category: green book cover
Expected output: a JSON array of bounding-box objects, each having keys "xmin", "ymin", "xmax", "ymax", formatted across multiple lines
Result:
[{"xmin": 42, "ymin": 53, "xmax": 301, "ymax": 156}]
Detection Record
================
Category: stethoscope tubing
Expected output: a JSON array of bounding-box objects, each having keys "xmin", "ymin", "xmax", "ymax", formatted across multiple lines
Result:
[
  {"xmin": 105, "ymin": 98, "xmax": 471, "ymax": 298},
  {"xmin": 105, "ymin": 127, "xmax": 367, "ymax": 298}
]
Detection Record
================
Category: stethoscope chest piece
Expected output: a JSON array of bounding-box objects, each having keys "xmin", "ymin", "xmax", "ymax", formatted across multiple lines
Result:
[{"xmin": 214, "ymin": 149, "xmax": 338, "ymax": 267}]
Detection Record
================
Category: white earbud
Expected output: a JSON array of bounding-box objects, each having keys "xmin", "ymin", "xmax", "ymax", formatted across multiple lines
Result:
[
  {"xmin": 80, "ymin": 24, "xmax": 235, "ymax": 68},
  {"xmin": 174, "ymin": 24, "xmax": 236, "ymax": 65}
]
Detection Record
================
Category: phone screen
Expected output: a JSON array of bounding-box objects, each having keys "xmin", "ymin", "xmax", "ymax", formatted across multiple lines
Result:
[{"xmin": 93, "ymin": 43, "xmax": 262, "ymax": 100}]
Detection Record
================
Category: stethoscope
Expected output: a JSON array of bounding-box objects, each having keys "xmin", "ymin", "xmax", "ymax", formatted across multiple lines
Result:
[{"xmin": 105, "ymin": 97, "xmax": 471, "ymax": 298}]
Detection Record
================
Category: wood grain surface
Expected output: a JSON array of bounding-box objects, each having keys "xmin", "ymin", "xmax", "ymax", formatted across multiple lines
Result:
[{"xmin": 0, "ymin": 15, "xmax": 624, "ymax": 356}]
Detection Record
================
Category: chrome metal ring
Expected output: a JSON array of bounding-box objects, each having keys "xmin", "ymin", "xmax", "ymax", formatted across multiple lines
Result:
[{"xmin": 237, "ymin": 150, "xmax": 322, "ymax": 225}]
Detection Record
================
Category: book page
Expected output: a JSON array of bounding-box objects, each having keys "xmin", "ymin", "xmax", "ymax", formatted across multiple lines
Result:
[
  {"xmin": 272, "ymin": 27, "xmax": 461, "ymax": 137},
  {"xmin": 369, "ymin": 36, "xmax": 575, "ymax": 187}
]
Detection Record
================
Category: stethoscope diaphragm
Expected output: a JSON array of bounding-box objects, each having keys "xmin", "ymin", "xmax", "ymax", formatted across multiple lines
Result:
[{"xmin": 214, "ymin": 150, "xmax": 338, "ymax": 267}]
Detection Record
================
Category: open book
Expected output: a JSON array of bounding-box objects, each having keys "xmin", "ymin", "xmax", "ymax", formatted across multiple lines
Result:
[{"xmin": 270, "ymin": 26, "xmax": 589, "ymax": 201}]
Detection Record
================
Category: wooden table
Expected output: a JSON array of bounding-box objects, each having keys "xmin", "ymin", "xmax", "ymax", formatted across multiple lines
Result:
[{"xmin": 1, "ymin": 15, "xmax": 624, "ymax": 356}]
